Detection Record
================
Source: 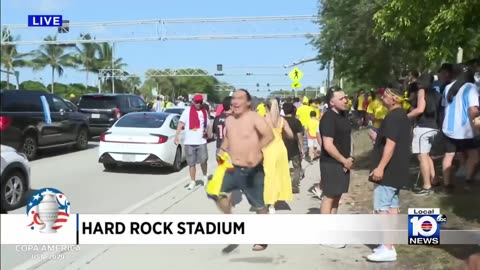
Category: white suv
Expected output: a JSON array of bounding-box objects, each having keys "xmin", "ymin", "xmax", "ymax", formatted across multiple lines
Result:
[{"xmin": 1, "ymin": 145, "xmax": 31, "ymax": 212}]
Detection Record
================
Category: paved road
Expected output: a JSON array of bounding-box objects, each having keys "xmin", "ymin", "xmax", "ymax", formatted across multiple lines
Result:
[
  {"xmin": 2, "ymin": 130, "xmax": 386, "ymax": 270},
  {"xmin": 1, "ymin": 141, "xmax": 220, "ymax": 270}
]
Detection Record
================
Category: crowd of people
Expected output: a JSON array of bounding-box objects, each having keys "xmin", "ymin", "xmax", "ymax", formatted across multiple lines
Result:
[{"xmin": 171, "ymin": 61, "xmax": 479, "ymax": 264}]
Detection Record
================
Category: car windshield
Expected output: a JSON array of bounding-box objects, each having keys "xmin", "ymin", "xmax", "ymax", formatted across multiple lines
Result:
[
  {"xmin": 164, "ymin": 108, "xmax": 185, "ymax": 115},
  {"xmin": 115, "ymin": 113, "xmax": 166, "ymax": 128},
  {"xmin": 78, "ymin": 95, "xmax": 118, "ymax": 109}
]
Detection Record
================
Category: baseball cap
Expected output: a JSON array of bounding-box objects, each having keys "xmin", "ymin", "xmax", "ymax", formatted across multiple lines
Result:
[{"xmin": 193, "ymin": 94, "xmax": 203, "ymax": 103}]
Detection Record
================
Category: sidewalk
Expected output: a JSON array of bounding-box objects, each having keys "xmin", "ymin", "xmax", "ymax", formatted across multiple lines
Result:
[{"xmin": 66, "ymin": 159, "xmax": 391, "ymax": 269}]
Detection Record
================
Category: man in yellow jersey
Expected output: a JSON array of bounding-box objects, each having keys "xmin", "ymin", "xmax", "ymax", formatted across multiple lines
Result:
[
  {"xmin": 310, "ymin": 99, "xmax": 321, "ymax": 120},
  {"xmin": 296, "ymin": 96, "xmax": 314, "ymax": 157},
  {"xmin": 367, "ymin": 88, "xmax": 388, "ymax": 129},
  {"xmin": 306, "ymin": 111, "xmax": 320, "ymax": 161}
]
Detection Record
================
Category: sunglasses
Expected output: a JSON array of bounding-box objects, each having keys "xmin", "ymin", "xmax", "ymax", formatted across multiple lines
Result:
[{"xmin": 194, "ymin": 101, "xmax": 203, "ymax": 105}]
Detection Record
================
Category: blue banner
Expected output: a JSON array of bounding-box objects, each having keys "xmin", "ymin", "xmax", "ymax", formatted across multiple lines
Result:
[{"xmin": 40, "ymin": 95, "xmax": 52, "ymax": 125}]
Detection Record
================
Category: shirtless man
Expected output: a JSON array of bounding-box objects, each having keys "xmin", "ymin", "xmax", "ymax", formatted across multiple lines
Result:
[{"xmin": 217, "ymin": 89, "xmax": 274, "ymax": 251}]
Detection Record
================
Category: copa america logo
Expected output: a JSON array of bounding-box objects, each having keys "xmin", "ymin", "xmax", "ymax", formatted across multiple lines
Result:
[{"xmin": 26, "ymin": 188, "xmax": 71, "ymax": 233}]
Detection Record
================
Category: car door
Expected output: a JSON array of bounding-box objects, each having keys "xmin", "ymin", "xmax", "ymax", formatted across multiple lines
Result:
[
  {"xmin": 46, "ymin": 95, "xmax": 75, "ymax": 142},
  {"xmin": 169, "ymin": 115, "xmax": 185, "ymax": 160}
]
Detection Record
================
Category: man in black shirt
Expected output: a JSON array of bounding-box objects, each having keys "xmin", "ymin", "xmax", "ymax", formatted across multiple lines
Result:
[
  {"xmin": 212, "ymin": 96, "xmax": 232, "ymax": 153},
  {"xmin": 405, "ymin": 73, "xmax": 441, "ymax": 195},
  {"xmin": 319, "ymin": 87, "xmax": 352, "ymax": 249},
  {"xmin": 367, "ymin": 87, "xmax": 411, "ymax": 262},
  {"xmin": 282, "ymin": 102, "xmax": 304, "ymax": 193}
]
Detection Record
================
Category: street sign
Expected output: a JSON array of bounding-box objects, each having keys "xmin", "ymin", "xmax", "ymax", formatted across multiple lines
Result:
[
  {"xmin": 291, "ymin": 82, "xmax": 302, "ymax": 88},
  {"xmin": 288, "ymin": 67, "xmax": 303, "ymax": 81}
]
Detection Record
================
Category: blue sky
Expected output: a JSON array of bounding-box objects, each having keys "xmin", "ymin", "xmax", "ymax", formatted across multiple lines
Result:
[{"xmin": 1, "ymin": 0, "xmax": 326, "ymax": 97}]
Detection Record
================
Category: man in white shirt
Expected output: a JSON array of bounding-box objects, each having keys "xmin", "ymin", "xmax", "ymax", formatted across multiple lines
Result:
[
  {"xmin": 175, "ymin": 95, "xmax": 209, "ymax": 190},
  {"xmin": 441, "ymin": 70, "xmax": 479, "ymax": 189}
]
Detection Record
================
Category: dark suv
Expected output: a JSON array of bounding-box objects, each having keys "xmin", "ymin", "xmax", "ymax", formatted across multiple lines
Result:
[
  {"xmin": 77, "ymin": 93, "xmax": 149, "ymax": 136},
  {"xmin": 0, "ymin": 90, "xmax": 90, "ymax": 160}
]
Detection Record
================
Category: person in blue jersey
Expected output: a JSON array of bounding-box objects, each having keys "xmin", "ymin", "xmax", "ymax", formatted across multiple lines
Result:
[{"xmin": 440, "ymin": 64, "xmax": 479, "ymax": 191}]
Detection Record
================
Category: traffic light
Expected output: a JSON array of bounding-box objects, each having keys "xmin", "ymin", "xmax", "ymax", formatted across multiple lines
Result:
[
  {"xmin": 267, "ymin": 83, "xmax": 270, "ymax": 87},
  {"xmin": 58, "ymin": 20, "xmax": 69, "ymax": 33},
  {"xmin": 217, "ymin": 64, "xmax": 223, "ymax": 71},
  {"xmin": 214, "ymin": 73, "xmax": 224, "ymax": 76},
  {"xmin": 246, "ymin": 73, "xmax": 253, "ymax": 76},
  {"xmin": 256, "ymin": 83, "xmax": 259, "ymax": 87}
]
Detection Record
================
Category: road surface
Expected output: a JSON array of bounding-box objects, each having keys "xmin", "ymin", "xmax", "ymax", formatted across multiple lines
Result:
[{"xmin": 1, "ymin": 135, "xmax": 388, "ymax": 270}]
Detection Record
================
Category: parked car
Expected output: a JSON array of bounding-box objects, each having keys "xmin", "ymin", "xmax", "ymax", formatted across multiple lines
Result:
[
  {"xmin": 63, "ymin": 98, "xmax": 78, "ymax": 112},
  {"xmin": 1, "ymin": 145, "xmax": 31, "ymax": 211},
  {"xmin": 98, "ymin": 112, "xmax": 186, "ymax": 171},
  {"xmin": 163, "ymin": 106, "xmax": 214, "ymax": 140},
  {"xmin": 0, "ymin": 90, "xmax": 90, "ymax": 160},
  {"xmin": 77, "ymin": 93, "xmax": 149, "ymax": 137}
]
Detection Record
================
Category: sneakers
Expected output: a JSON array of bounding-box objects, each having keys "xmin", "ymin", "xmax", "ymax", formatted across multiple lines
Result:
[
  {"xmin": 367, "ymin": 246, "xmax": 397, "ymax": 262},
  {"xmin": 414, "ymin": 188, "xmax": 433, "ymax": 196},
  {"xmin": 372, "ymin": 244, "xmax": 384, "ymax": 253},
  {"xmin": 186, "ymin": 181, "xmax": 196, "ymax": 190}
]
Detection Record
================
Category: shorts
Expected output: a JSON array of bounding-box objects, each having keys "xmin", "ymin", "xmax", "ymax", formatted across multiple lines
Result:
[
  {"xmin": 185, "ymin": 144, "xmax": 208, "ymax": 166},
  {"xmin": 219, "ymin": 164, "xmax": 265, "ymax": 210},
  {"xmin": 307, "ymin": 138, "xmax": 319, "ymax": 148},
  {"xmin": 373, "ymin": 184, "xmax": 400, "ymax": 212},
  {"xmin": 412, "ymin": 127, "xmax": 438, "ymax": 154},
  {"xmin": 320, "ymin": 161, "xmax": 350, "ymax": 197},
  {"xmin": 434, "ymin": 132, "xmax": 478, "ymax": 153}
]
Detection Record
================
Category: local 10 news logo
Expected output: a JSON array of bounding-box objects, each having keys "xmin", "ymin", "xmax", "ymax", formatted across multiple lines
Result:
[{"xmin": 408, "ymin": 208, "xmax": 447, "ymax": 245}]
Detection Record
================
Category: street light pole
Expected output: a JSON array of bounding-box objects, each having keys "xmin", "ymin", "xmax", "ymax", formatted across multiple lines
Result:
[{"xmin": 112, "ymin": 42, "xmax": 115, "ymax": 93}]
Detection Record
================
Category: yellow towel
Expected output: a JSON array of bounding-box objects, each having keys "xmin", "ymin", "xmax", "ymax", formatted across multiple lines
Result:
[{"xmin": 206, "ymin": 152, "xmax": 233, "ymax": 200}]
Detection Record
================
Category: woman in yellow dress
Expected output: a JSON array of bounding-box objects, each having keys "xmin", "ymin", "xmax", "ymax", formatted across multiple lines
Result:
[{"xmin": 263, "ymin": 98, "xmax": 294, "ymax": 214}]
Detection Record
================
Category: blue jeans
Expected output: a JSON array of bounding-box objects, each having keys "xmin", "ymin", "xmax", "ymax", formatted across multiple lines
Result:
[{"xmin": 373, "ymin": 184, "xmax": 400, "ymax": 212}]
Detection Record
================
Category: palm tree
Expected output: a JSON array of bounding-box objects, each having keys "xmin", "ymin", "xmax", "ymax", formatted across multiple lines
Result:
[
  {"xmin": 96, "ymin": 42, "xmax": 127, "ymax": 92},
  {"xmin": 0, "ymin": 29, "xmax": 30, "ymax": 89},
  {"xmin": 31, "ymin": 35, "xmax": 77, "ymax": 93},
  {"xmin": 74, "ymin": 33, "xmax": 100, "ymax": 87}
]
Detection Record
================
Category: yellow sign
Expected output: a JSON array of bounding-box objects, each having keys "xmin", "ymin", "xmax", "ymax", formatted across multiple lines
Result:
[
  {"xmin": 288, "ymin": 67, "xmax": 304, "ymax": 81},
  {"xmin": 291, "ymin": 82, "xmax": 302, "ymax": 88}
]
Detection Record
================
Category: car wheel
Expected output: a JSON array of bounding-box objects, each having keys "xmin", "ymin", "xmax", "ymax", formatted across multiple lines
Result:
[
  {"xmin": 0, "ymin": 170, "xmax": 26, "ymax": 211},
  {"xmin": 75, "ymin": 127, "xmax": 89, "ymax": 150},
  {"xmin": 171, "ymin": 147, "xmax": 182, "ymax": 172},
  {"xmin": 22, "ymin": 133, "xmax": 38, "ymax": 160},
  {"xmin": 103, "ymin": 163, "xmax": 117, "ymax": 171}
]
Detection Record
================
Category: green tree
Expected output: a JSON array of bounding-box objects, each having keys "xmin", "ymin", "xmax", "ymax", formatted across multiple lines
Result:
[
  {"xmin": 0, "ymin": 28, "xmax": 30, "ymax": 89},
  {"xmin": 312, "ymin": 0, "xmax": 393, "ymax": 86},
  {"xmin": 96, "ymin": 42, "xmax": 128, "ymax": 92},
  {"xmin": 31, "ymin": 35, "xmax": 77, "ymax": 93},
  {"xmin": 373, "ymin": 0, "xmax": 480, "ymax": 62},
  {"xmin": 311, "ymin": 0, "xmax": 431, "ymax": 85},
  {"xmin": 74, "ymin": 33, "xmax": 100, "ymax": 87},
  {"xmin": 19, "ymin": 80, "xmax": 47, "ymax": 91},
  {"xmin": 0, "ymin": 81, "xmax": 16, "ymax": 89}
]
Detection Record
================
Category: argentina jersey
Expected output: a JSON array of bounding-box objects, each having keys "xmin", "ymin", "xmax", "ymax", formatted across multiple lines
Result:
[{"xmin": 442, "ymin": 82, "xmax": 480, "ymax": 139}]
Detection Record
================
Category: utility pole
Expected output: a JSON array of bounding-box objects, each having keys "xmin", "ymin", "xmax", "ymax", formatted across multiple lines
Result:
[{"xmin": 112, "ymin": 42, "xmax": 115, "ymax": 93}]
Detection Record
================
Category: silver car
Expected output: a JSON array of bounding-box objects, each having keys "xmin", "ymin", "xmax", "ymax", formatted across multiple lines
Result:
[{"xmin": 1, "ymin": 145, "xmax": 31, "ymax": 212}]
